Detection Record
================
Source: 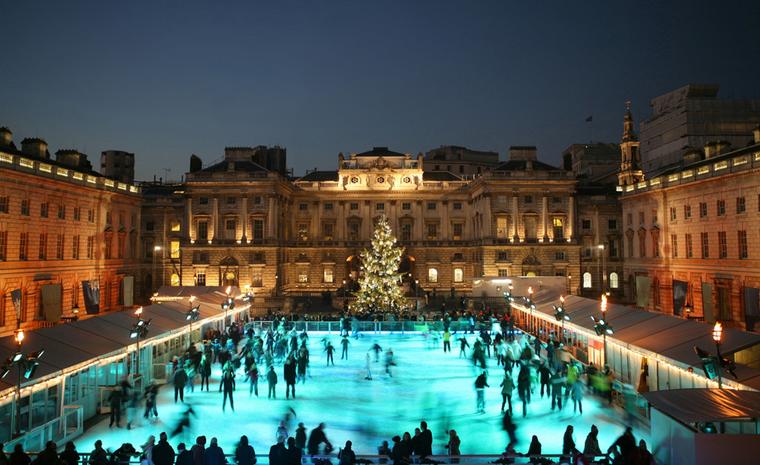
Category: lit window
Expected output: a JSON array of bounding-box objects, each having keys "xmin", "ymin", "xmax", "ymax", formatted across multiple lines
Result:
[
  {"xmin": 170, "ymin": 273, "xmax": 180, "ymax": 286},
  {"xmin": 171, "ymin": 221, "xmax": 181, "ymax": 232},
  {"xmin": 170, "ymin": 240, "xmax": 180, "ymax": 259},
  {"xmin": 453, "ymin": 268, "xmax": 463, "ymax": 283},
  {"xmin": 582, "ymin": 272, "xmax": 592, "ymax": 289},
  {"xmin": 428, "ymin": 268, "xmax": 438, "ymax": 283},
  {"xmin": 298, "ymin": 270, "xmax": 309, "ymax": 283},
  {"xmin": 323, "ymin": 268, "xmax": 334, "ymax": 283},
  {"xmin": 609, "ymin": 272, "xmax": 619, "ymax": 289}
]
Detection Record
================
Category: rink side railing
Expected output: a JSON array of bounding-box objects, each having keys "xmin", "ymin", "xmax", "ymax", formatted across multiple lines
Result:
[
  {"xmin": 245, "ymin": 320, "xmax": 492, "ymax": 334},
  {"xmin": 12, "ymin": 452, "xmax": 612, "ymax": 465}
]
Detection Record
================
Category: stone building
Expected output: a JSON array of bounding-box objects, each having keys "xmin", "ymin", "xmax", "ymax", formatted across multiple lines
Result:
[
  {"xmin": 621, "ymin": 102, "xmax": 760, "ymax": 331},
  {"xmin": 0, "ymin": 127, "xmax": 143, "ymax": 336},
  {"xmin": 424, "ymin": 145, "xmax": 500, "ymax": 177},
  {"xmin": 101, "ymin": 150, "xmax": 135, "ymax": 184}
]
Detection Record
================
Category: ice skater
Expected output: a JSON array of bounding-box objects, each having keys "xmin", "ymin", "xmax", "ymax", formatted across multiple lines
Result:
[
  {"xmin": 220, "ymin": 367, "xmax": 236, "ymax": 412},
  {"xmin": 267, "ymin": 365, "xmax": 278, "ymax": 399},
  {"xmin": 325, "ymin": 342, "xmax": 335, "ymax": 366},
  {"xmin": 341, "ymin": 336, "xmax": 350, "ymax": 360},
  {"xmin": 371, "ymin": 342, "xmax": 383, "ymax": 362},
  {"xmin": 475, "ymin": 371, "xmax": 489, "ymax": 413},
  {"xmin": 458, "ymin": 336, "xmax": 470, "ymax": 358},
  {"xmin": 284, "ymin": 354, "xmax": 296, "ymax": 399},
  {"xmin": 247, "ymin": 360, "xmax": 259, "ymax": 397},
  {"xmin": 365, "ymin": 352, "xmax": 372, "ymax": 380},
  {"xmin": 443, "ymin": 330, "xmax": 451, "ymax": 353},
  {"xmin": 384, "ymin": 348, "xmax": 395, "ymax": 377}
]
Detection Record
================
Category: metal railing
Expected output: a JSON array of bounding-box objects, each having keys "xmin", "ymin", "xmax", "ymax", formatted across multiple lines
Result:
[
  {"xmin": 244, "ymin": 320, "xmax": 491, "ymax": 334},
  {"xmin": 3, "ymin": 405, "xmax": 83, "ymax": 453}
]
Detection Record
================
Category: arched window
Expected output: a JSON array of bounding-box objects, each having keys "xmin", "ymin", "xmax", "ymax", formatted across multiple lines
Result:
[
  {"xmin": 610, "ymin": 272, "xmax": 619, "ymax": 289},
  {"xmin": 582, "ymin": 272, "xmax": 592, "ymax": 289},
  {"xmin": 428, "ymin": 268, "xmax": 438, "ymax": 283},
  {"xmin": 170, "ymin": 273, "xmax": 180, "ymax": 286},
  {"xmin": 453, "ymin": 268, "xmax": 463, "ymax": 283}
]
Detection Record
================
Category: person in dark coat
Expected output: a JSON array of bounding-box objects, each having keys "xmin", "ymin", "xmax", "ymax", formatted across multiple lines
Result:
[
  {"xmin": 88, "ymin": 441, "xmax": 109, "ymax": 465},
  {"xmin": 295, "ymin": 423, "xmax": 307, "ymax": 451},
  {"xmin": 31, "ymin": 441, "xmax": 58, "ymax": 465},
  {"xmin": 338, "ymin": 441, "xmax": 356, "ymax": 465},
  {"xmin": 176, "ymin": 444, "xmax": 192, "ymax": 465},
  {"xmin": 268, "ymin": 441, "xmax": 287, "ymax": 465},
  {"xmin": 517, "ymin": 363, "xmax": 531, "ymax": 417},
  {"xmin": 220, "ymin": 370, "xmax": 236, "ymax": 412},
  {"xmin": 109, "ymin": 387, "xmax": 123, "ymax": 428},
  {"xmin": 307, "ymin": 423, "xmax": 332, "ymax": 456},
  {"xmin": 285, "ymin": 438, "xmax": 301, "ymax": 465},
  {"xmin": 204, "ymin": 438, "xmax": 225, "ymax": 465},
  {"xmin": 325, "ymin": 342, "xmax": 335, "ymax": 366},
  {"xmin": 59, "ymin": 441, "xmax": 80, "ymax": 465},
  {"xmin": 9, "ymin": 444, "xmax": 31, "ymax": 465},
  {"xmin": 234, "ymin": 435, "xmax": 256, "ymax": 465},
  {"xmin": 110, "ymin": 443, "xmax": 137, "ymax": 465},
  {"xmin": 0, "ymin": 442, "xmax": 9, "ymax": 465},
  {"xmin": 284, "ymin": 355, "xmax": 297, "ymax": 399},
  {"xmin": 609, "ymin": 427, "xmax": 636, "ymax": 465},
  {"xmin": 153, "ymin": 432, "xmax": 176, "ymax": 465},
  {"xmin": 174, "ymin": 365, "xmax": 188, "ymax": 403},
  {"xmin": 583, "ymin": 425, "xmax": 602, "ymax": 458},
  {"xmin": 562, "ymin": 425, "xmax": 580, "ymax": 462},
  {"xmin": 199, "ymin": 354, "xmax": 211, "ymax": 391},
  {"xmin": 267, "ymin": 366, "xmax": 278, "ymax": 399},
  {"xmin": 526, "ymin": 436, "xmax": 541, "ymax": 465},
  {"xmin": 191, "ymin": 436, "xmax": 206, "ymax": 465},
  {"xmin": 418, "ymin": 421, "xmax": 433, "ymax": 458}
]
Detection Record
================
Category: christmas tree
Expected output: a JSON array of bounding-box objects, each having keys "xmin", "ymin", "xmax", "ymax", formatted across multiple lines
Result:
[{"xmin": 351, "ymin": 215, "xmax": 408, "ymax": 313}]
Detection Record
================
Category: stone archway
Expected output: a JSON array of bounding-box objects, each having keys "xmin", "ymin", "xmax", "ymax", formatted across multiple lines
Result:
[
  {"xmin": 521, "ymin": 251, "xmax": 541, "ymax": 276},
  {"xmin": 219, "ymin": 256, "xmax": 239, "ymax": 287}
]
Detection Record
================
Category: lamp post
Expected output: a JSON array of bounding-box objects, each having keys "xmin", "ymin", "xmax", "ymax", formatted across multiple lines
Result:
[
  {"xmin": 186, "ymin": 296, "xmax": 199, "ymax": 345},
  {"xmin": 713, "ymin": 322, "xmax": 723, "ymax": 389},
  {"xmin": 597, "ymin": 244, "xmax": 606, "ymax": 294},
  {"xmin": 152, "ymin": 245, "xmax": 163, "ymax": 291},
  {"xmin": 221, "ymin": 286, "xmax": 234, "ymax": 332},
  {"xmin": 129, "ymin": 307, "xmax": 151, "ymax": 378},
  {"xmin": 1, "ymin": 330, "xmax": 45, "ymax": 437},
  {"xmin": 592, "ymin": 294, "xmax": 613, "ymax": 367}
]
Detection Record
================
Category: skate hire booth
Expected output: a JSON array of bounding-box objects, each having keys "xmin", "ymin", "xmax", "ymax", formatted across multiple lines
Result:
[{"xmin": 0, "ymin": 286, "xmax": 250, "ymax": 451}]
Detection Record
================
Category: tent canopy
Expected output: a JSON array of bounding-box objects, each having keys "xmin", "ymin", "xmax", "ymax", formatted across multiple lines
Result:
[{"xmin": 644, "ymin": 389, "xmax": 760, "ymax": 423}]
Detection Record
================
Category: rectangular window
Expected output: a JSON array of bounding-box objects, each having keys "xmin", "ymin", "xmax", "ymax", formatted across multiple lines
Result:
[
  {"xmin": 498, "ymin": 269, "xmax": 509, "ymax": 277},
  {"xmin": 652, "ymin": 233, "xmax": 660, "ymax": 257},
  {"xmin": 322, "ymin": 223, "xmax": 334, "ymax": 240},
  {"xmin": 671, "ymin": 234, "xmax": 678, "ymax": 258},
  {"xmin": 400, "ymin": 222, "xmax": 412, "ymax": 241},
  {"xmin": 609, "ymin": 239, "xmax": 619, "ymax": 258},
  {"xmin": 88, "ymin": 209, "xmax": 94, "ymax": 222},
  {"xmin": 453, "ymin": 202, "xmax": 462, "ymax": 210},
  {"xmin": 0, "ymin": 197, "xmax": 8, "ymax": 213},
  {"xmin": 56, "ymin": 234, "xmax": 64, "ymax": 259},
  {"xmin": 717, "ymin": 199, "xmax": 725, "ymax": 216},
  {"xmin": 737, "ymin": 196, "xmax": 746, "ymax": 213},
  {"xmin": 699, "ymin": 202, "xmax": 707, "ymax": 218},
  {"xmin": 72, "ymin": 235, "xmax": 80, "ymax": 259},
  {"xmin": 105, "ymin": 210, "xmax": 112, "ymax": 225},
  {"xmin": 58, "ymin": 205, "xmax": 65, "ymax": 220},
  {"xmin": 738, "ymin": 230, "xmax": 748, "ymax": 259},
  {"xmin": 639, "ymin": 211, "xmax": 645, "ymax": 224},
  {"xmin": 426, "ymin": 223, "xmax": 438, "ymax": 240},
  {"xmin": 524, "ymin": 196, "xmax": 533, "ymax": 204},
  {"xmin": 20, "ymin": 232, "xmax": 28, "ymax": 260},
  {"xmin": 225, "ymin": 218, "xmax": 236, "ymax": 231},
  {"xmin": 39, "ymin": 233, "xmax": 48, "ymax": 259},
  {"xmin": 117, "ymin": 235, "xmax": 125, "ymax": 258},
  {"xmin": 170, "ymin": 221, "xmax": 181, "ymax": 232},
  {"xmin": 324, "ymin": 202, "xmax": 333, "ymax": 211},
  {"xmin": 683, "ymin": 205, "xmax": 691, "ymax": 219},
  {"xmin": 199, "ymin": 197, "xmax": 209, "ymax": 205},
  {"xmin": 402, "ymin": 202, "xmax": 411, "ymax": 210},
  {"xmin": 496, "ymin": 217, "xmax": 509, "ymax": 239},
  {"xmin": 553, "ymin": 217, "xmax": 564, "ymax": 239},
  {"xmin": 718, "ymin": 231, "xmax": 727, "ymax": 258},
  {"xmin": 298, "ymin": 270, "xmax": 309, "ymax": 283},
  {"xmin": 87, "ymin": 236, "xmax": 94, "ymax": 259},
  {"xmin": 170, "ymin": 240, "xmax": 180, "ymax": 259},
  {"xmin": 701, "ymin": 232, "xmax": 709, "ymax": 259},
  {"xmin": 254, "ymin": 196, "xmax": 263, "ymax": 205},
  {"xmin": 608, "ymin": 219, "xmax": 617, "ymax": 231},
  {"xmin": 0, "ymin": 231, "xmax": 6, "ymax": 261},
  {"xmin": 453, "ymin": 268, "xmax": 464, "ymax": 283},
  {"xmin": 297, "ymin": 223, "xmax": 309, "ymax": 241},
  {"xmin": 639, "ymin": 233, "xmax": 646, "ymax": 258},
  {"xmin": 40, "ymin": 202, "xmax": 49, "ymax": 218},
  {"xmin": 626, "ymin": 213, "xmax": 633, "ymax": 225},
  {"xmin": 376, "ymin": 203, "xmax": 385, "ymax": 211},
  {"xmin": 582, "ymin": 219, "xmax": 591, "ymax": 230},
  {"xmin": 350, "ymin": 202, "xmax": 359, "ymax": 210},
  {"xmin": 323, "ymin": 268, "xmax": 334, "ymax": 283},
  {"xmin": 251, "ymin": 269, "xmax": 263, "ymax": 287},
  {"xmin": 652, "ymin": 209, "xmax": 658, "ymax": 224},
  {"xmin": 452, "ymin": 223, "xmax": 463, "ymax": 240},
  {"xmin": 427, "ymin": 202, "xmax": 436, "ymax": 210},
  {"xmin": 253, "ymin": 219, "xmax": 264, "ymax": 241},
  {"xmin": 196, "ymin": 271, "xmax": 207, "ymax": 286},
  {"xmin": 670, "ymin": 207, "xmax": 677, "ymax": 221},
  {"xmin": 21, "ymin": 199, "xmax": 30, "ymax": 216},
  {"xmin": 685, "ymin": 234, "xmax": 693, "ymax": 258},
  {"xmin": 226, "ymin": 197, "xmax": 236, "ymax": 205},
  {"xmin": 554, "ymin": 251, "xmax": 565, "ymax": 261},
  {"xmin": 104, "ymin": 235, "xmax": 112, "ymax": 259},
  {"xmin": 428, "ymin": 268, "xmax": 438, "ymax": 283},
  {"xmin": 197, "ymin": 221, "xmax": 208, "ymax": 240},
  {"xmin": 299, "ymin": 203, "xmax": 308, "ymax": 211},
  {"xmin": 497, "ymin": 251, "xmax": 509, "ymax": 261},
  {"xmin": 348, "ymin": 222, "xmax": 360, "ymax": 240},
  {"xmin": 73, "ymin": 207, "xmax": 81, "ymax": 221}
]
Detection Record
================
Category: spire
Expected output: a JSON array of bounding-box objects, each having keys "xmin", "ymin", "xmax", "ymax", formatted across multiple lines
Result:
[{"xmin": 622, "ymin": 100, "xmax": 637, "ymax": 142}]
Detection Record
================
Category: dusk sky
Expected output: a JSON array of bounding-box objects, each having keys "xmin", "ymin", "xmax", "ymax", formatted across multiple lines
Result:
[{"xmin": 2, "ymin": 1, "xmax": 759, "ymax": 181}]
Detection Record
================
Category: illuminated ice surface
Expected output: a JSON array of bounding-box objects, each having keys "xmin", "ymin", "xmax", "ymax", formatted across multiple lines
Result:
[{"xmin": 78, "ymin": 332, "xmax": 648, "ymax": 456}]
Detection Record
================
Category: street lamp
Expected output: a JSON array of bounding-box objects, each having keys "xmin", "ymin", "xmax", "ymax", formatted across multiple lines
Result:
[
  {"xmin": 592, "ymin": 294, "xmax": 613, "ymax": 367},
  {"xmin": 553, "ymin": 295, "xmax": 570, "ymax": 344},
  {"xmin": 1, "ymin": 330, "xmax": 45, "ymax": 437},
  {"xmin": 185, "ymin": 296, "xmax": 200, "ymax": 345},
  {"xmin": 221, "ymin": 287, "xmax": 234, "ymax": 332},
  {"xmin": 129, "ymin": 307, "xmax": 151, "ymax": 377},
  {"xmin": 597, "ymin": 244, "xmax": 607, "ymax": 293},
  {"xmin": 713, "ymin": 322, "xmax": 723, "ymax": 389},
  {"xmin": 152, "ymin": 245, "xmax": 163, "ymax": 291}
]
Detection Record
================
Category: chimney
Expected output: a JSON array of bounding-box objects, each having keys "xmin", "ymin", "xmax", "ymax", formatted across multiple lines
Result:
[
  {"xmin": 189, "ymin": 154, "xmax": 202, "ymax": 173},
  {"xmin": 0, "ymin": 127, "xmax": 12, "ymax": 148},
  {"xmin": 714, "ymin": 140, "xmax": 731, "ymax": 155},
  {"xmin": 682, "ymin": 147, "xmax": 703, "ymax": 165},
  {"xmin": 508, "ymin": 146, "xmax": 537, "ymax": 161},
  {"xmin": 21, "ymin": 138, "xmax": 49, "ymax": 159},
  {"xmin": 55, "ymin": 149, "xmax": 91, "ymax": 170},
  {"xmin": 754, "ymin": 124, "xmax": 760, "ymax": 144},
  {"xmin": 703, "ymin": 141, "xmax": 716, "ymax": 159}
]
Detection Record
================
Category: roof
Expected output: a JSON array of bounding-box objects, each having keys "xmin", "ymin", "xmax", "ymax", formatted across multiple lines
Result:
[
  {"xmin": 648, "ymin": 141, "xmax": 760, "ymax": 179},
  {"xmin": 493, "ymin": 159, "xmax": 562, "ymax": 171},
  {"xmin": 521, "ymin": 290, "xmax": 760, "ymax": 390},
  {"xmin": 0, "ymin": 287, "xmax": 242, "ymax": 392},
  {"xmin": 356, "ymin": 147, "xmax": 407, "ymax": 157},
  {"xmin": 199, "ymin": 159, "xmax": 269, "ymax": 173},
  {"xmin": 298, "ymin": 170, "xmax": 338, "ymax": 182},
  {"xmin": 643, "ymin": 389, "xmax": 760, "ymax": 423},
  {"xmin": 422, "ymin": 171, "xmax": 463, "ymax": 181}
]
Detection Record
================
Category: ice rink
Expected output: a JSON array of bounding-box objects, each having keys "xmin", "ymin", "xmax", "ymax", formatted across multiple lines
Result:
[{"xmin": 79, "ymin": 331, "xmax": 648, "ymax": 457}]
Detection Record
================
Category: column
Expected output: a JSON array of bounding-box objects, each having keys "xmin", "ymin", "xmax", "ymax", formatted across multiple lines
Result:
[
  {"xmin": 440, "ymin": 201, "xmax": 449, "ymax": 240},
  {"xmin": 482, "ymin": 195, "xmax": 492, "ymax": 240},
  {"xmin": 512, "ymin": 193, "xmax": 519, "ymax": 241},
  {"xmin": 211, "ymin": 197, "xmax": 219, "ymax": 241},
  {"xmin": 542, "ymin": 195, "xmax": 549, "ymax": 241},
  {"xmin": 567, "ymin": 195, "xmax": 575, "ymax": 242},
  {"xmin": 267, "ymin": 196, "xmax": 276, "ymax": 239},
  {"xmin": 186, "ymin": 197, "xmax": 194, "ymax": 242},
  {"xmin": 415, "ymin": 201, "xmax": 423, "ymax": 241},
  {"xmin": 337, "ymin": 201, "xmax": 346, "ymax": 241},
  {"xmin": 240, "ymin": 196, "xmax": 248, "ymax": 242}
]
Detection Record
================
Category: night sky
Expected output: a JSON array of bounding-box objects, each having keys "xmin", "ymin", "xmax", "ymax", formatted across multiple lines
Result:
[{"xmin": 1, "ymin": 1, "xmax": 759, "ymax": 181}]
